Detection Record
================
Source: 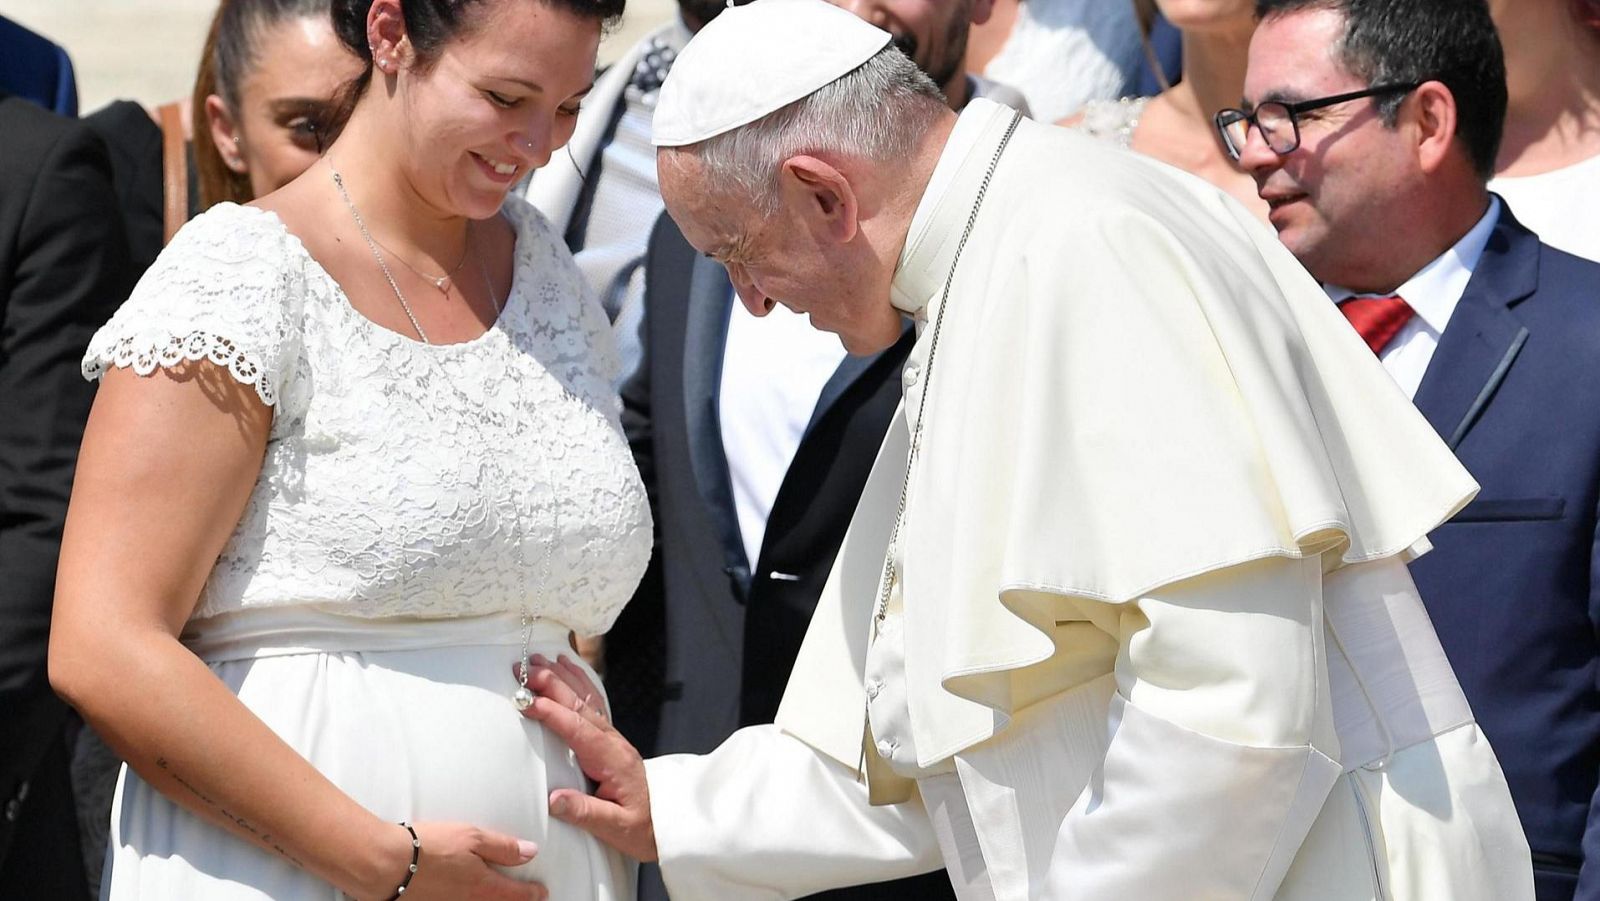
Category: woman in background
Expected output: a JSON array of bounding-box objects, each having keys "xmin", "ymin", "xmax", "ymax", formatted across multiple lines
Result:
[
  {"xmin": 1063, "ymin": 0, "xmax": 1266, "ymax": 220},
  {"xmin": 194, "ymin": 0, "xmax": 364, "ymax": 208},
  {"xmin": 1488, "ymin": 0, "xmax": 1600, "ymax": 260}
]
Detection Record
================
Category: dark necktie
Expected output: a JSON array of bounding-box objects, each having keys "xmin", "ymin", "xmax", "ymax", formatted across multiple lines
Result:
[{"xmin": 1339, "ymin": 295, "xmax": 1414, "ymax": 356}]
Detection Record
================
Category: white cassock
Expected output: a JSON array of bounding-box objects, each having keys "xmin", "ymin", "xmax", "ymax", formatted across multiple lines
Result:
[{"xmin": 643, "ymin": 99, "xmax": 1535, "ymax": 901}]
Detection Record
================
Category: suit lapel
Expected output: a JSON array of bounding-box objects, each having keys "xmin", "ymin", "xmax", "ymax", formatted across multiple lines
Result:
[
  {"xmin": 682, "ymin": 255, "xmax": 748, "ymax": 578},
  {"xmin": 1413, "ymin": 206, "xmax": 1540, "ymax": 450}
]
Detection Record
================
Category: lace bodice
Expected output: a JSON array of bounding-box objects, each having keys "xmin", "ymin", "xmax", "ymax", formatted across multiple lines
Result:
[
  {"xmin": 1073, "ymin": 96, "xmax": 1149, "ymax": 150},
  {"xmin": 84, "ymin": 200, "xmax": 651, "ymax": 635}
]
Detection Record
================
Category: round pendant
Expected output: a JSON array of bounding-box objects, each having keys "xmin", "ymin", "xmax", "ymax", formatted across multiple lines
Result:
[{"xmin": 513, "ymin": 686, "xmax": 534, "ymax": 711}]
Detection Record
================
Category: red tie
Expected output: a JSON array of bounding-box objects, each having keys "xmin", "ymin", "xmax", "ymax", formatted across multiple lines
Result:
[{"xmin": 1339, "ymin": 295, "xmax": 1414, "ymax": 355}]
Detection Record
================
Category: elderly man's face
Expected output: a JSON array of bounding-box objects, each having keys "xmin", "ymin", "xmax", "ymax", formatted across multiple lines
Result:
[
  {"xmin": 829, "ymin": 0, "xmax": 984, "ymax": 92},
  {"xmin": 1238, "ymin": 8, "xmax": 1420, "ymax": 285},
  {"xmin": 658, "ymin": 152, "xmax": 904, "ymax": 355}
]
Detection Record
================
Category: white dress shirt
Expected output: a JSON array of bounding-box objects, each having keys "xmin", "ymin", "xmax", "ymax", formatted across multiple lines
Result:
[
  {"xmin": 718, "ymin": 298, "xmax": 848, "ymax": 570},
  {"xmin": 1324, "ymin": 197, "xmax": 1501, "ymax": 399}
]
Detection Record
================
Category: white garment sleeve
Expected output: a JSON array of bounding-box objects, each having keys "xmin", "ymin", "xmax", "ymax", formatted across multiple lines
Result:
[
  {"xmin": 960, "ymin": 556, "xmax": 1344, "ymax": 900},
  {"xmin": 645, "ymin": 724, "xmax": 945, "ymax": 900},
  {"xmin": 81, "ymin": 206, "xmax": 303, "ymax": 409}
]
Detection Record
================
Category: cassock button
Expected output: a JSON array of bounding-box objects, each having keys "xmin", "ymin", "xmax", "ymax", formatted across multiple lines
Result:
[
  {"xmin": 876, "ymin": 738, "xmax": 898, "ymax": 758},
  {"xmin": 901, "ymin": 362, "xmax": 921, "ymax": 388},
  {"xmin": 865, "ymin": 680, "xmax": 883, "ymax": 701}
]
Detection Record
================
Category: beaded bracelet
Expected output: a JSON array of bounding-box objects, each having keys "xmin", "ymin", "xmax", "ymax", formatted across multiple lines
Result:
[{"xmin": 385, "ymin": 822, "xmax": 420, "ymax": 900}]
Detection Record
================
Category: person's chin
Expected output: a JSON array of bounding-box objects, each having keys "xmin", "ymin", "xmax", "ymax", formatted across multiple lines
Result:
[{"xmin": 835, "ymin": 323, "xmax": 900, "ymax": 356}]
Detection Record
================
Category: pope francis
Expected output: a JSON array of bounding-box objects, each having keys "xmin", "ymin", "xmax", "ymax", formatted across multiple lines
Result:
[{"xmin": 517, "ymin": 1, "xmax": 1536, "ymax": 898}]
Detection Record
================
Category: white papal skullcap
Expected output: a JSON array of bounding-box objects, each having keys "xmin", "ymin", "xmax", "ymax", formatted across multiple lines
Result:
[{"xmin": 651, "ymin": 0, "xmax": 892, "ymax": 147}]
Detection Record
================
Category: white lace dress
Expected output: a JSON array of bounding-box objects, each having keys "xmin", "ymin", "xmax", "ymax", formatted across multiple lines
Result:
[{"xmin": 82, "ymin": 199, "xmax": 652, "ymax": 900}]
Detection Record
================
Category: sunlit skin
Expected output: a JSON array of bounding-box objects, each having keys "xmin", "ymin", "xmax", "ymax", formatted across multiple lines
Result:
[
  {"xmin": 1239, "ymin": 9, "xmax": 1487, "ymax": 292},
  {"xmin": 1061, "ymin": 0, "xmax": 1265, "ymax": 219},
  {"xmin": 1487, "ymin": 0, "xmax": 1600, "ymax": 175},
  {"xmin": 829, "ymin": 0, "xmax": 993, "ymax": 108},
  {"xmin": 658, "ymin": 114, "xmax": 956, "ymax": 356},
  {"xmin": 204, "ymin": 16, "xmax": 364, "ymax": 198},
  {"xmin": 261, "ymin": 0, "xmax": 597, "ymax": 347}
]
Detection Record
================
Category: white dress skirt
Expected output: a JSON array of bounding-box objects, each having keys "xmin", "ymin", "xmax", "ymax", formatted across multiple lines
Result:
[{"xmin": 102, "ymin": 613, "xmax": 634, "ymax": 900}]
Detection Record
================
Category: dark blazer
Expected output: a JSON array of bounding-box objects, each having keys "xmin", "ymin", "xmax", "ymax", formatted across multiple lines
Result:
[
  {"xmin": 614, "ymin": 212, "xmax": 952, "ymax": 901},
  {"xmin": 1406, "ymin": 204, "xmax": 1600, "ymax": 901},
  {"xmin": 0, "ymin": 92, "xmax": 131, "ymax": 898}
]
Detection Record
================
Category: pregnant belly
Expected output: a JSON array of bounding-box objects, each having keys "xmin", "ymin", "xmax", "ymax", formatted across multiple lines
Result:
[{"xmin": 214, "ymin": 631, "xmax": 626, "ymax": 896}]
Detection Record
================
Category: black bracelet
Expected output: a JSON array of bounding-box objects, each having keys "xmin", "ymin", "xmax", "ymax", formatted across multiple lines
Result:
[{"xmin": 385, "ymin": 821, "xmax": 420, "ymax": 900}]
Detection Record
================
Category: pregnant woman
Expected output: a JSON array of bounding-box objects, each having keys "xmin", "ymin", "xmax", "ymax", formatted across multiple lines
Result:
[{"xmin": 50, "ymin": 0, "xmax": 649, "ymax": 898}]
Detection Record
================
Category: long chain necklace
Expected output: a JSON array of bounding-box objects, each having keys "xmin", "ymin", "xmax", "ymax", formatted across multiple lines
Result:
[
  {"xmin": 856, "ymin": 110, "xmax": 1020, "ymax": 777},
  {"xmin": 330, "ymin": 163, "xmax": 501, "ymax": 344},
  {"xmin": 871, "ymin": 111, "xmax": 1020, "ymax": 637}
]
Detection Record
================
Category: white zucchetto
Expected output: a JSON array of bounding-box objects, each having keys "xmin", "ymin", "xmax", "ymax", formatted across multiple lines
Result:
[{"xmin": 651, "ymin": 0, "xmax": 892, "ymax": 147}]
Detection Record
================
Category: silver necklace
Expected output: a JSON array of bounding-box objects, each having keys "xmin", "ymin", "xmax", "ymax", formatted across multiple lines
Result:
[
  {"xmin": 872, "ymin": 111, "xmax": 1020, "ymax": 635},
  {"xmin": 330, "ymin": 163, "xmax": 503, "ymax": 344},
  {"xmin": 371, "ymin": 229, "xmax": 471, "ymax": 295},
  {"xmin": 857, "ymin": 112, "xmax": 1020, "ymax": 779}
]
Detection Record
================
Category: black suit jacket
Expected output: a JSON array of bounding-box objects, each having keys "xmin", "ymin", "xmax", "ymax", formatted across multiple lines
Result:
[
  {"xmin": 0, "ymin": 92, "xmax": 131, "ymax": 897},
  {"xmin": 613, "ymin": 213, "xmax": 952, "ymax": 900},
  {"xmin": 1405, "ymin": 204, "xmax": 1600, "ymax": 901}
]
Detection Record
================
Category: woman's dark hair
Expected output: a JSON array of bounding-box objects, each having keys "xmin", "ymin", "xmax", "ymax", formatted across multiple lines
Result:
[
  {"xmin": 1255, "ymin": 0, "xmax": 1507, "ymax": 180},
  {"xmin": 326, "ymin": 0, "xmax": 626, "ymax": 137},
  {"xmin": 193, "ymin": 0, "xmax": 337, "ymax": 208}
]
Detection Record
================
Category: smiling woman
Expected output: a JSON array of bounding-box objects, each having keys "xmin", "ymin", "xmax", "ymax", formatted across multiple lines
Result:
[{"xmin": 51, "ymin": 0, "xmax": 649, "ymax": 898}]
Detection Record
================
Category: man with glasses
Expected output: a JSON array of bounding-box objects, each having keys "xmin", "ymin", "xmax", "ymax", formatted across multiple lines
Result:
[{"xmin": 1238, "ymin": 2, "xmax": 1600, "ymax": 898}]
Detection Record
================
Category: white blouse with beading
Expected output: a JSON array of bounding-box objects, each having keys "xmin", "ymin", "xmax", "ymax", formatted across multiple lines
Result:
[{"xmin": 83, "ymin": 199, "xmax": 651, "ymax": 635}]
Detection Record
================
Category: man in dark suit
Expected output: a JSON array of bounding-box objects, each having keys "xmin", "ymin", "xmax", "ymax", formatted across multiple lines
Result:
[
  {"xmin": 1240, "ymin": 1, "xmax": 1600, "ymax": 897},
  {"xmin": 0, "ymin": 91, "xmax": 133, "ymax": 898}
]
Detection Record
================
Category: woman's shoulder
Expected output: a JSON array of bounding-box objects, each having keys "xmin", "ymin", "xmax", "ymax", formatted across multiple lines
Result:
[{"xmin": 84, "ymin": 202, "xmax": 313, "ymax": 408}]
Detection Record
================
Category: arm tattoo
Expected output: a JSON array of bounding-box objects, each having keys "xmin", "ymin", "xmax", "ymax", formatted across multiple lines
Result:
[{"xmin": 155, "ymin": 757, "xmax": 304, "ymax": 867}]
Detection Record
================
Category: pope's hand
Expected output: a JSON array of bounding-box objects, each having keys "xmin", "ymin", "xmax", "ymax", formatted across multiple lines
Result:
[{"xmin": 513, "ymin": 654, "xmax": 659, "ymax": 862}]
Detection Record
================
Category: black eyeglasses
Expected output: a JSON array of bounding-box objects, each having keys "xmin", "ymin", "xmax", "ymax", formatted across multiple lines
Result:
[{"xmin": 1213, "ymin": 82, "xmax": 1421, "ymax": 161}]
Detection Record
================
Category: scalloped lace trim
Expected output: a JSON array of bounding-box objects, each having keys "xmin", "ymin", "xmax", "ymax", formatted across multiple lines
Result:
[{"xmin": 85, "ymin": 330, "xmax": 277, "ymax": 406}]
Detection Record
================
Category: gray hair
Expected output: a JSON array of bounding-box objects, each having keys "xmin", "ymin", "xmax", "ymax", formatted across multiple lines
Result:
[{"xmin": 675, "ymin": 45, "xmax": 947, "ymax": 213}]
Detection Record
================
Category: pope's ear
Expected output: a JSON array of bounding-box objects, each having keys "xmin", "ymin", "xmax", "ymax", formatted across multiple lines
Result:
[{"xmin": 779, "ymin": 155, "xmax": 859, "ymax": 245}]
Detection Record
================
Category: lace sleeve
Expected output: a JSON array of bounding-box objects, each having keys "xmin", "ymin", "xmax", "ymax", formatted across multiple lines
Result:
[{"xmin": 82, "ymin": 205, "xmax": 303, "ymax": 408}]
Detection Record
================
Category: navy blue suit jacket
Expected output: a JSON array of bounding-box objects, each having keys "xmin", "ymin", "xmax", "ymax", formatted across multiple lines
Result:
[{"xmin": 1407, "ymin": 204, "xmax": 1600, "ymax": 901}]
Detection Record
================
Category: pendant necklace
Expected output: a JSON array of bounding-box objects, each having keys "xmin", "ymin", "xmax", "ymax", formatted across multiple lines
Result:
[
  {"xmin": 331, "ymin": 161, "xmax": 544, "ymax": 710},
  {"xmin": 858, "ymin": 109, "xmax": 1022, "ymax": 778},
  {"xmin": 374, "ymin": 231, "xmax": 471, "ymax": 295}
]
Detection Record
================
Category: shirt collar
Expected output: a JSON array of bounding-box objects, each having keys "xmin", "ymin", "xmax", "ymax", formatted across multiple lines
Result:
[
  {"xmin": 1324, "ymin": 196, "xmax": 1501, "ymax": 335},
  {"xmin": 890, "ymin": 99, "xmax": 1014, "ymax": 318}
]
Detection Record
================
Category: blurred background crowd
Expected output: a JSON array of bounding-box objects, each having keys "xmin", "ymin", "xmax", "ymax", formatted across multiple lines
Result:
[{"xmin": 2, "ymin": 0, "xmax": 1599, "ymax": 898}]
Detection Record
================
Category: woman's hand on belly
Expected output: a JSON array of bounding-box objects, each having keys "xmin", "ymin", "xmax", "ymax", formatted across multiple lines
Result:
[{"xmin": 375, "ymin": 821, "xmax": 548, "ymax": 901}]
